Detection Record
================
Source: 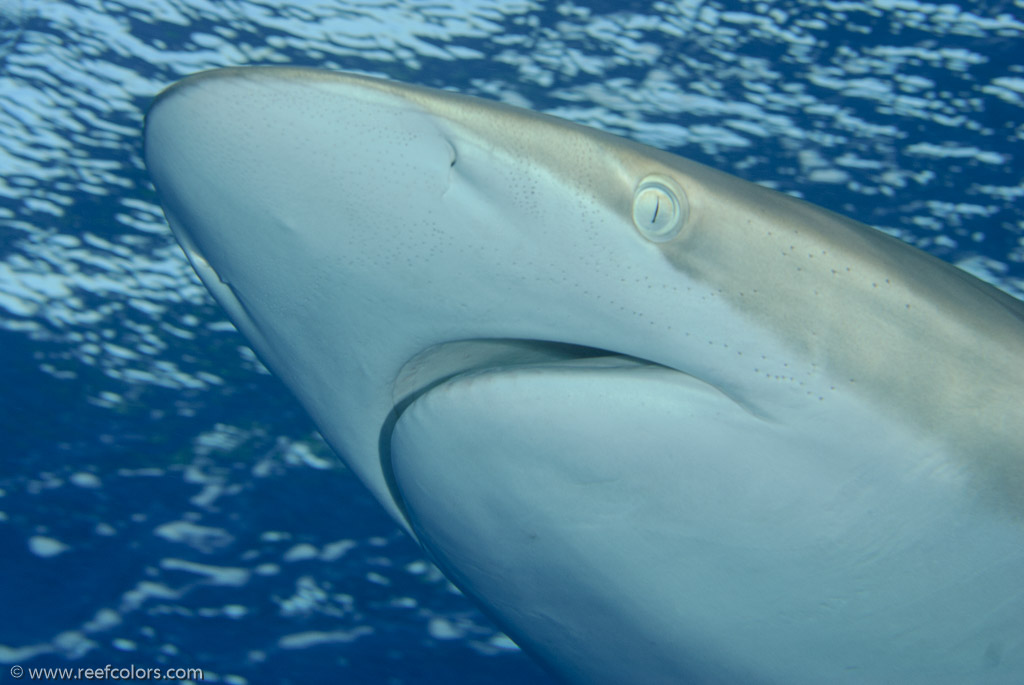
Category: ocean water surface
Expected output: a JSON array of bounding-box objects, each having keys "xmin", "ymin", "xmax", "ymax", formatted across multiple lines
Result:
[{"xmin": 0, "ymin": 0, "xmax": 1022, "ymax": 683}]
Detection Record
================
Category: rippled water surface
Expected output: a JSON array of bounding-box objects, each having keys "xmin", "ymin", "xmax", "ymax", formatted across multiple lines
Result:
[{"xmin": 1, "ymin": 0, "xmax": 1021, "ymax": 682}]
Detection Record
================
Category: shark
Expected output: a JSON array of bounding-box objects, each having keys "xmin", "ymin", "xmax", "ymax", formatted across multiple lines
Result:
[{"xmin": 144, "ymin": 67, "xmax": 1024, "ymax": 684}]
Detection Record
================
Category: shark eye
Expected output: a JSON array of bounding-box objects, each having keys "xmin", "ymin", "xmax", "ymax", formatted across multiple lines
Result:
[{"xmin": 632, "ymin": 175, "xmax": 688, "ymax": 243}]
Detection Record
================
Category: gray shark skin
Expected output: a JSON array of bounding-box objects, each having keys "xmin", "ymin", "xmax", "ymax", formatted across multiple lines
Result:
[{"xmin": 145, "ymin": 67, "xmax": 1024, "ymax": 685}]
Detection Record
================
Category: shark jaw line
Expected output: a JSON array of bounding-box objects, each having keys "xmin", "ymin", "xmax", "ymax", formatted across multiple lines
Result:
[
  {"xmin": 382, "ymin": 338, "xmax": 688, "ymax": 526},
  {"xmin": 392, "ymin": 338, "xmax": 659, "ymax": 406}
]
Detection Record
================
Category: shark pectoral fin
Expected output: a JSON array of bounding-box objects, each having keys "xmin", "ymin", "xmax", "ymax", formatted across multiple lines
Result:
[{"xmin": 388, "ymin": 359, "xmax": 805, "ymax": 684}]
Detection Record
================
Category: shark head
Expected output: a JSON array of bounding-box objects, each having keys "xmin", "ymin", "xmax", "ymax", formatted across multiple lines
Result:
[
  {"xmin": 144, "ymin": 67, "xmax": 767, "ymax": 521},
  {"xmin": 146, "ymin": 67, "xmax": 1024, "ymax": 684}
]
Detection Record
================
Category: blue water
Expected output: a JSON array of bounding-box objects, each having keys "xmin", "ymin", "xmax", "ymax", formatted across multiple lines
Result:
[{"xmin": 0, "ymin": 0, "xmax": 1021, "ymax": 682}]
